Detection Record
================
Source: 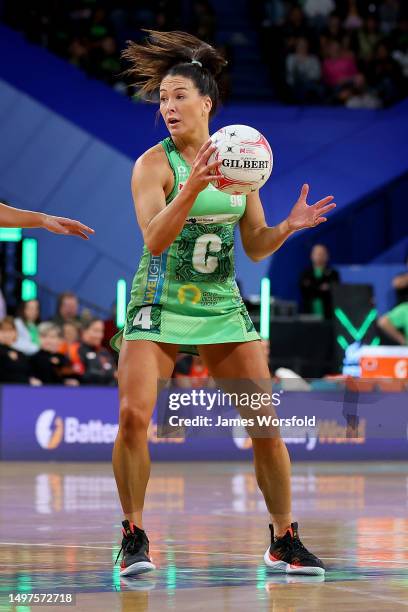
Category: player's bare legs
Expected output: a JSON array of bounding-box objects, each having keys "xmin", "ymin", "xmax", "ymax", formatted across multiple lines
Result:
[
  {"xmin": 199, "ymin": 341, "xmax": 292, "ymax": 536},
  {"xmin": 113, "ymin": 340, "xmax": 178, "ymax": 528}
]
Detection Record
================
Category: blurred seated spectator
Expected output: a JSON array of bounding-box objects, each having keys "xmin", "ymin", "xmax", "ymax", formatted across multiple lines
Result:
[
  {"xmin": 319, "ymin": 14, "xmax": 344, "ymax": 57},
  {"xmin": 13, "ymin": 299, "xmax": 41, "ymax": 355},
  {"xmin": 53, "ymin": 291, "xmax": 80, "ymax": 328},
  {"xmin": 392, "ymin": 256, "xmax": 408, "ymax": 304},
  {"xmin": 58, "ymin": 320, "xmax": 81, "ymax": 364},
  {"xmin": 303, "ymin": 0, "xmax": 335, "ymax": 30},
  {"xmin": 379, "ymin": 0, "xmax": 399, "ymax": 35},
  {"xmin": 378, "ymin": 301, "xmax": 408, "ymax": 345},
  {"xmin": 368, "ymin": 41, "xmax": 406, "ymax": 106},
  {"xmin": 322, "ymin": 39, "xmax": 358, "ymax": 90},
  {"xmin": 282, "ymin": 5, "xmax": 313, "ymax": 55},
  {"xmin": 258, "ymin": 0, "xmax": 286, "ymax": 27},
  {"xmin": 357, "ymin": 16, "xmax": 383, "ymax": 66},
  {"xmin": 392, "ymin": 16, "xmax": 408, "ymax": 76},
  {"xmin": 343, "ymin": 0, "xmax": 363, "ymax": 31},
  {"xmin": 300, "ymin": 244, "xmax": 340, "ymax": 319},
  {"xmin": 0, "ymin": 317, "xmax": 40, "ymax": 384},
  {"xmin": 30, "ymin": 322, "xmax": 78, "ymax": 385},
  {"xmin": 343, "ymin": 72, "xmax": 382, "ymax": 108},
  {"xmin": 286, "ymin": 37, "xmax": 322, "ymax": 103},
  {"xmin": 72, "ymin": 318, "xmax": 117, "ymax": 385}
]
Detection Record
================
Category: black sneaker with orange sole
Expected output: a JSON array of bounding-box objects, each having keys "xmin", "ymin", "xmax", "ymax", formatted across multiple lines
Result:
[
  {"xmin": 263, "ymin": 522, "xmax": 325, "ymax": 576},
  {"xmin": 115, "ymin": 520, "xmax": 156, "ymax": 577}
]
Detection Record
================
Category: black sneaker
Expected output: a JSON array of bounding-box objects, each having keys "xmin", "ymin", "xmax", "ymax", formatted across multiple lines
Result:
[
  {"xmin": 263, "ymin": 522, "xmax": 325, "ymax": 576},
  {"xmin": 115, "ymin": 520, "xmax": 156, "ymax": 576}
]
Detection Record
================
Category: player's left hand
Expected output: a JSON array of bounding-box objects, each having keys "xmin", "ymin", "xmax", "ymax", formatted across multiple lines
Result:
[
  {"xmin": 43, "ymin": 215, "xmax": 95, "ymax": 239},
  {"xmin": 287, "ymin": 184, "xmax": 336, "ymax": 232}
]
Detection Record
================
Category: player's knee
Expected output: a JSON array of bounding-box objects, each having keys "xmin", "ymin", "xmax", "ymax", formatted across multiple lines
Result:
[{"xmin": 119, "ymin": 397, "xmax": 151, "ymax": 444}]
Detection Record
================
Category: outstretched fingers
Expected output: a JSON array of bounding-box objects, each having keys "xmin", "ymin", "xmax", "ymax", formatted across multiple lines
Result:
[
  {"xmin": 316, "ymin": 202, "xmax": 336, "ymax": 216},
  {"xmin": 60, "ymin": 218, "xmax": 95, "ymax": 235},
  {"xmin": 314, "ymin": 195, "xmax": 334, "ymax": 208},
  {"xmin": 299, "ymin": 183, "xmax": 309, "ymax": 201}
]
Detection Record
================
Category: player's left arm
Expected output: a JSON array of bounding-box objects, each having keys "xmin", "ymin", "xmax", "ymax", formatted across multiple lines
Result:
[{"xmin": 239, "ymin": 184, "xmax": 336, "ymax": 262}]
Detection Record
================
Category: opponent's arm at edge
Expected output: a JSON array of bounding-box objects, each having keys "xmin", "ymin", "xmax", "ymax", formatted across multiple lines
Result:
[
  {"xmin": 0, "ymin": 202, "xmax": 94, "ymax": 239},
  {"xmin": 0, "ymin": 202, "xmax": 46, "ymax": 228}
]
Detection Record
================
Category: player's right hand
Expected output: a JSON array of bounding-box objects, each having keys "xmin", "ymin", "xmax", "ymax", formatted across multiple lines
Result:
[
  {"xmin": 186, "ymin": 139, "xmax": 223, "ymax": 194},
  {"xmin": 43, "ymin": 215, "xmax": 95, "ymax": 239}
]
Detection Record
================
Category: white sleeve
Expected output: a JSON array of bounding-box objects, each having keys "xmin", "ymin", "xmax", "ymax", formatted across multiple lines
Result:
[{"xmin": 12, "ymin": 318, "xmax": 39, "ymax": 355}]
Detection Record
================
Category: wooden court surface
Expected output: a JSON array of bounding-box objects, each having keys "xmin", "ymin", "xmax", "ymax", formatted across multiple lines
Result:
[{"xmin": 0, "ymin": 461, "xmax": 407, "ymax": 611}]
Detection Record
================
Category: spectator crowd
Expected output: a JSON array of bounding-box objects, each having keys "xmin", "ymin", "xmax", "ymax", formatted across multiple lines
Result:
[
  {"xmin": 1, "ymin": 0, "xmax": 406, "ymax": 107},
  {"xmin": 0, "ymin": 289, "xmax": 212, "ymax": 385},
  {"xmin": 253, "ymin": 0, "xmax": 407, "ymax": 106},
  {"xmin": 0, "ymin": 292, "xmax": 118, "ymax": 386},
  {"xmin": 0, "ymin": 0, "xmax": 228, "ymax": 97},
  {"xmin": 0, "ymin": 258, "xmax": 406, "ymax": 387}
]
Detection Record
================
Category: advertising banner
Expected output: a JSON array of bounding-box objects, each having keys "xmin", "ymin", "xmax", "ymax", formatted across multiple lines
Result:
[{"xmin": 0, "ymin": 385, "xmax": 407, "ymax": 461}]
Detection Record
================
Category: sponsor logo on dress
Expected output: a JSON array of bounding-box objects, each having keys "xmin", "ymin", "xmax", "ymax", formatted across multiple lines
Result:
[
  {"xmin": 185, "ymin": 214, "xmax": 241, "ymax": 225},
  {"xmin": 143, "ymin": 254, "xmax": 166, "ymax": 305},
  {"xmin": 177, "ymin": 284, "xmax": 202, "ymax": 304},
  {"xmin": 177, "ymin": 165, "xmax": 189, "ymax": 177},
  {"xmin": 201, "ymin": 291, "xmax": 222, "ymax": 306}
]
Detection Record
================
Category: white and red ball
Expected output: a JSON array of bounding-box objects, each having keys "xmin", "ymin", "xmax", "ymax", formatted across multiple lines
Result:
[{"xmin": 209, "ymin": 124, "xmax": 273, "ymax": 195}]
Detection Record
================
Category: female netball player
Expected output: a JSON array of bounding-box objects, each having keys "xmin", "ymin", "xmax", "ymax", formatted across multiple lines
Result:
[
  {"xmin": 0, "ymin": 201, "xmax": 93, "ymax": 239},
  {"xmin": 112, "ymin": 30, "xmax": 336, "ymax": 577}
]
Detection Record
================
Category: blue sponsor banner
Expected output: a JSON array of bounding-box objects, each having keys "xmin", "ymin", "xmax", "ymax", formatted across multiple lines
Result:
[{"xmin": 0, "ymin": 385, "xmax": 407, "ymax": 461}]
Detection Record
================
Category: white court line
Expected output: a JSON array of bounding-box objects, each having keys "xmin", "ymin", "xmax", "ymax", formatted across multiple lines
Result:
[
  {"xmin": 0, "ymin": 543, "xmax": 407, "ymax": 566},
  {"xmin": 329, "ymin": 584, "xmax": 408, "ymax": 607},
  {"xmin": 0, "ymin": 542, "xmax": 113, "ymax": 550},
  {"xmin": 0, "ymin": 561, "xmax": 114, "ymax": 568}
]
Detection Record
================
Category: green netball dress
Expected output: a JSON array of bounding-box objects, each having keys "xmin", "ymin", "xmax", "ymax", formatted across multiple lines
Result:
[{"xmin": 111, "ymin": 137, "xmax": 260, "ymax": 354}]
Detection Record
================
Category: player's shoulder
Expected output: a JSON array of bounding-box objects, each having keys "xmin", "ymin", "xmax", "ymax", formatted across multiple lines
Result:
[{"xmin": 134, "ymin": 143, "xmax": 168, "ymax": 174}]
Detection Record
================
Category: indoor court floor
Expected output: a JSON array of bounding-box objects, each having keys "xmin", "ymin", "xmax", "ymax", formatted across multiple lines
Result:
[{"xmin": 0, "ymin": 461, "xmax": 407, "ymax": 611}]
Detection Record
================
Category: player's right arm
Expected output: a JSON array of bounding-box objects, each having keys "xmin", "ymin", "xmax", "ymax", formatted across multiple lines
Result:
[
  {"xmin": 133, "ymin": 140, "xmax": 221, "ymax": 256},
  {"xmin": 0, "ymin": 202, "xmax": 94, "ymax": 239},
  {"xmin": 0, "ymin": 202, "xmax": 45, "ymax": 228}
]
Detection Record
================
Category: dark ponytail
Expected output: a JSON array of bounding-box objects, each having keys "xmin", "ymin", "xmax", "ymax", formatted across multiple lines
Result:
[{"xmin": 122, "ymin": 30, "xmax": 227, "ymax": 116}]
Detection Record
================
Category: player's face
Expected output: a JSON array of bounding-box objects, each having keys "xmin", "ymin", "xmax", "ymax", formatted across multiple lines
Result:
[{"xmin": 159, "ymin": 75, "xmax": 211, "ymax": 136}]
